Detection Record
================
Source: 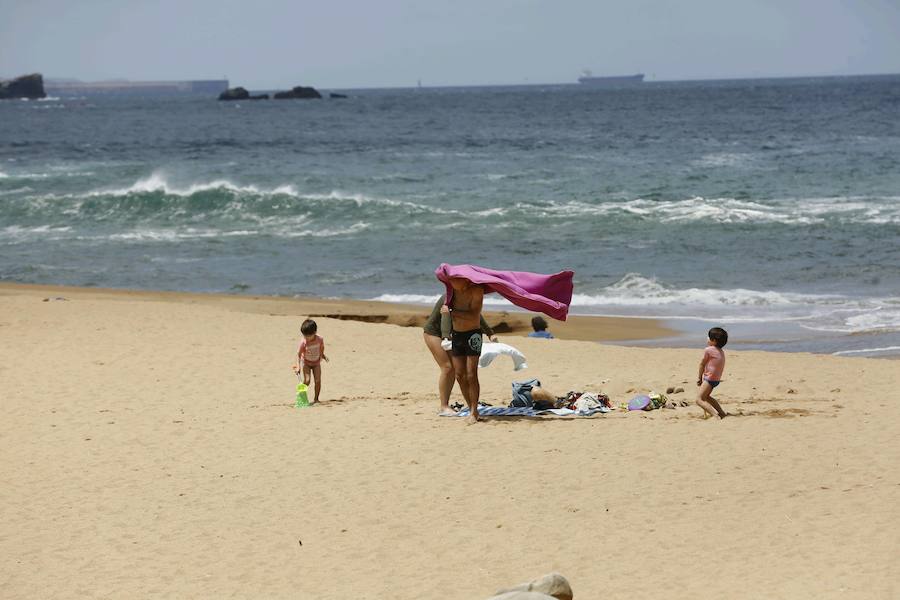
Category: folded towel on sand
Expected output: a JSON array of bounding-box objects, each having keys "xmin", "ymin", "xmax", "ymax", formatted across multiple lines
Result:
[{"xmin": 442, "ymin": 406, "xmax": 609, "ymax": 418}]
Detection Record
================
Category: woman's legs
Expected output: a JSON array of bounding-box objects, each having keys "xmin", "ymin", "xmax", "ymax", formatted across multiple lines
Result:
[{"xmin": 424, "ymin": 332, "xmax": 456, "ymax": 413}]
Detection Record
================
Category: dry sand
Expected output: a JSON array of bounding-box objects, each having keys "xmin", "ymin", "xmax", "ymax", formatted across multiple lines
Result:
[{"xmin": 1, "ymin": 283, "xmax": 898, "ymax": 599}]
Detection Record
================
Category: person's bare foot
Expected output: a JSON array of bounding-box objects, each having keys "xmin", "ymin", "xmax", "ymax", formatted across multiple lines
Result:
[
  {"xmin": 465, "ymin": 414, "xmax": 481, "ymax": 424},
  {"xmin": 438, "ymin": 408, "xmax": 457, "ymax": 416}
]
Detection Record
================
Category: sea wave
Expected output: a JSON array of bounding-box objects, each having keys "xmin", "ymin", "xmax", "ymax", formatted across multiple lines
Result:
[
  {"xmin": 833, "ymin": 345, "xmax": 900, "ymax": 357},
  {"xmin": 693, "ymin": 152, "xmax": 762, "ymax": 169},
  {"xmin": 0, "ymin": 225, "xmax": 73, "ymax": 242},
  {"xmin": 35, "ymin": 172, "xmax": 460, "ymax": 214},
  {"xmin": 499, "ymin": 196, "xmax": 900, "ymax": 225},
  {"xmin": 7, "ymin": 171, "xmax": 900, "ymax": 227},
  {"xmin": 575, "ymin": 273, "xmax": 825, "ymax": 308},
  {"xmin": 373, "ymin": 274, "xmax": 900, "ymax": 335},
  {"xmin": 371, "ymin": 294, "xmax": 442, "ymax": 305}
]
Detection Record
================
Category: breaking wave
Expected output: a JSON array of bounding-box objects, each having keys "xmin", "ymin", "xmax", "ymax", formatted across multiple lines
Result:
[
  {"xmin": 372, "ymin": 273, "xmax": 900, "ymax": 335},
  {"xmin": 5, "ymin": 170, "xmax": 900, "ymax": 227}
]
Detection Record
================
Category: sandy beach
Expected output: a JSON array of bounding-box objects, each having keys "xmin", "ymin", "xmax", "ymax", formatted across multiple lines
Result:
[{"xmin": 2, "ymin": 283, "xmax": 898, "ymax": 599}]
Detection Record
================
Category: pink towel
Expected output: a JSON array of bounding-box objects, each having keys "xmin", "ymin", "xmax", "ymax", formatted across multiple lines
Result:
[{"xmin": 435, "ymin": 263, "xmax": 574, "ymax": 321}]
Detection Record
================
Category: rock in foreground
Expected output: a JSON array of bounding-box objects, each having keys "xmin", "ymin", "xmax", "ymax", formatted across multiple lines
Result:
[{"xmin": 489, "ymin": 573, "xmax": 574, "ymax": 600}]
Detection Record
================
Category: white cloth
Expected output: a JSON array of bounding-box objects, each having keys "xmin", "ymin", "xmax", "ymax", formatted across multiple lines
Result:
[
  {"xmin": 574, "ymin": 393, "xmax": 602, "ymax": 413},
  {"xmin": 478, "ymin": 342, "xmax": 528, "ymax": 371}
]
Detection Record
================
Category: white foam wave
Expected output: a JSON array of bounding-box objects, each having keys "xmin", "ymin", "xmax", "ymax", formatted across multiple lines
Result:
[
  {"xmin": 72, "ymin": 221, "xmax": 369, "ymax": 243},
  {"xmin": 371, "ymin": 274, "xmax": 898, "ymax": 336},
  {"xmin": 370, "ymin": 294, "xmax": 441, "ymax": 305},
  {"xmin": 68, "ymin": 172, "xmax": 451, "ymax": 215},
  {"xmin": 833, "ymin": 346, "xmax": 900, "ymax": 357},
  {"xmin": 0, "ymin": 171, "xmax": 7, "ymax": 178},
  {"xmin": 0, "ymin": 186, "xmax": 33, "ymax": 196},
  {"xmin": 799, "ymin": 308, "xmax": 900, "ymax": 334},
  {"xmin": 89, "ymin": 172, "xmax": 288, "ymax": 198},
  {"xmin": 693, "ymin": 152, "xmax": 760, "ymax": 168},
  {"xmin": 0, "ymin": 225, "xmax": 72, "ymax": 242},
  {"xmin": 574, "ymin": 274, "xmax": 900, "ymax": 333},
  {"xmin": 502, "ymin": 196, "xmax": 900, "ymax": 225},
  {"xmin": 576, "ymin": 273, "xmax": 824, "ymax": 308},
  {"xmin": 104, "ymin": 228, "xmax": 257, "ymax": 242},
  {"xmin": 276, "ymin": 222, "xmax": 370, "ymax": 237}
]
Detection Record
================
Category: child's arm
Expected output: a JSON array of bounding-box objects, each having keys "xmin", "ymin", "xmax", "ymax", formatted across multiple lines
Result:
[
  {"xmin": 479, "ymin": 315, "xmax": 497, "ymax": 342},
  {"xmin": 440, "ymin": 310, "xmax": 452, "ymax": 339},
  {"xmin": 321, "ymin": 338, "xmax": 329, "ymax": 362},
  {"xmin": 697, "ymin": 354, "xmax": 709, "ymax": 385},
  {"xmin": 294, "ymin": 340, "xmax": 306, "ymax": 372}
]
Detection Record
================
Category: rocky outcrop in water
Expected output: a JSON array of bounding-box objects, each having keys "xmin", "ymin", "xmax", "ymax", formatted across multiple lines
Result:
[
  {"xmin": 218, "ymin": 87, "xmax": 268, "ymax": 100},
  {"xmin": 273, "ymin": 85, "xmax": 321, "ymax": 99},
  {"xmin": 0, "ymin": 73, "xmax": 46, "ymax": 99}
]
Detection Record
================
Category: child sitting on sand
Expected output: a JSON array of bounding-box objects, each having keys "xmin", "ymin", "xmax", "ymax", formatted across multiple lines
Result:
[
  {"xmin": 697, "ymin": 327, "xmax": 728, "ymax": 419},
  {"xmin": 293, "ymin": 319, "xmax": 329, "ymax": 404},
  {"xmin": 527, "ymin": 315, "xmax": 554, "ymax": 339}
]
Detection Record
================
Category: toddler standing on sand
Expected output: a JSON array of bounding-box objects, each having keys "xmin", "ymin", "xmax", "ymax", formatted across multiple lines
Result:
[
  {"xmin": 697, "ymin": 327, "xmax": 728, "ymax": 419},
  {"xmin": 293, "ymin": 319, "xmax": 329, "ymax": 404}
]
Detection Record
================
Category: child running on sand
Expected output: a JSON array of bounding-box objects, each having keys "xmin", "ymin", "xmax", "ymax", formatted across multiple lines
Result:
[
  {"xmin": 293, "ymin": 319, "xmax": 329, "ymax": 404},
  {"xmin": 697, "ymin": 327, "xmax": 728, "ymax": 419}
]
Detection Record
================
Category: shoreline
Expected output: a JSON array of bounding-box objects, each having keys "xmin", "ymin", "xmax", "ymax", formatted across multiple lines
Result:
[
  {"xmin": 0, "ymin": 282, "xmax": 676, "ymax": 343},
  {"xmin": 4, "ymin": 282, "xmax": 897, "ymax": 358}
]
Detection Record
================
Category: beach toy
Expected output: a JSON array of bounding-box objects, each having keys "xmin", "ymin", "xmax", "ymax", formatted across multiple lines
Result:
[
  {"xmin": 648, "ymin": 392, "xmax": 668, "ymax": 409},
  {"xmin": 295, "ymin": 382, "xmax": 309, "ymax": 408},
  {"xmin": 628, "ymin": 394, "xmax": 651, "ymax": 411}
]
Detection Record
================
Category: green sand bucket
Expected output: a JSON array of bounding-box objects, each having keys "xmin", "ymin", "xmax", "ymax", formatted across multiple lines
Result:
[{"xmin": 295, "ymin": 382, "xmax": 309, "ymax": 408}]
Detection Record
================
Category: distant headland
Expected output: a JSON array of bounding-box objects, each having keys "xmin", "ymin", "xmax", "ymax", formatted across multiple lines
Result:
[
  {"xmin": 45, "ymin": 78, "xmax": 229, "ymax": 96},
  {"xmin": 1, "ymin": 73, "xmax": 343, "ymax": 100}
]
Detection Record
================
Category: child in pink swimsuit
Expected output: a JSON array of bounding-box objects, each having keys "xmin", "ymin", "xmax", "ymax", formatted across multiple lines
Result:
[
  {"xmin": 293, "ymin": 319, "xmax": 329, "ymax": 404},
  {"xmin": 696, "ymin": 327, "xmax": 728, "ymax": 419}
]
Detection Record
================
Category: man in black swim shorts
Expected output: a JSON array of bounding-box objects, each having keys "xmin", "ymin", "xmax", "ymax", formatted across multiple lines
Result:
[
  {"xmin": 451, "ymin": 329, "xmax": 482, "ymax": 356},
  {"xmin": 445, "ymin": 277, "xmax": 485, "ymax": 422}
]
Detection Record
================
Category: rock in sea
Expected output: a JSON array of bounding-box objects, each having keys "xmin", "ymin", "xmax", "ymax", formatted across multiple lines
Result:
[
  {"xmin": 0, "ymin": 73, "xmax": 46, "ymax": 100},
  {"xmin": 273, "ymin": 85, "xmax": 322, "ymax": 99}
]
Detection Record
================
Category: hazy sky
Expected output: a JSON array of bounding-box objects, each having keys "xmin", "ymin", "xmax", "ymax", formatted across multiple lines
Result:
[{"xmin": 3, "ymin": 0, "xmax": 900, "ymax": 89}]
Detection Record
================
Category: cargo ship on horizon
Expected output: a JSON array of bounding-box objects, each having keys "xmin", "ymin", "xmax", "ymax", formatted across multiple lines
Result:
[{"xmin": 577, "ymin": 71, "xmax": 644, "ymax": 86}]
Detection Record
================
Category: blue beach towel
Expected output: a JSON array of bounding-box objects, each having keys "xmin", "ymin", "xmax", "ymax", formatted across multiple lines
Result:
[{"xmin": 442, "ymin": 406, "xmax": 610, "ymax": 418}]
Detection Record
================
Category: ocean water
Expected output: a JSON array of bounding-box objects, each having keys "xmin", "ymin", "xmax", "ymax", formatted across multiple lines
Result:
[{"xmin": 2, "ymin": 76, "xmax": 899, "ymax": 356}]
